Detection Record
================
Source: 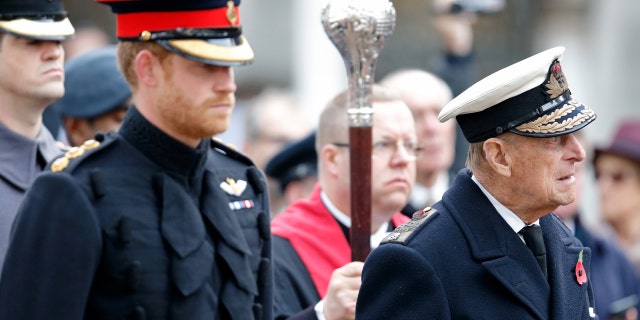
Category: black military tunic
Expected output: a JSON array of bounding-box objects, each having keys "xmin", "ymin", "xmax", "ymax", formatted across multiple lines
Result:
[{"xmin": 0, "ymin": 107, "xmax": 272, "ymax": 320}]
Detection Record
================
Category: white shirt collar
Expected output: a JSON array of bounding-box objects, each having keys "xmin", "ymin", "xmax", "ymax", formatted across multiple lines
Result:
[
  {"xmin": 320, "ymin": 190, "xmax": 351, "ymax": 227},
  {"xmin": 470, "ymin": 175, "xmax": 539, "ymax": 238}
]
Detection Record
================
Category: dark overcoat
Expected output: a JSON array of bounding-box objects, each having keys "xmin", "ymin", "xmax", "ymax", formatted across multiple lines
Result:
[
  {"xmin": 356, "ymin": 169, "xmax": 597, "ymax": 319},
  {"xmin": 0, "ymin": 108, "xmax": 272, "ymax": 320}
]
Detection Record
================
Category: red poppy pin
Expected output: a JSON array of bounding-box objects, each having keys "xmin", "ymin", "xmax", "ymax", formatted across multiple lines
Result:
[{"xmin": 575, "ymin": 249, "xmax": 587, "ymax": 285}]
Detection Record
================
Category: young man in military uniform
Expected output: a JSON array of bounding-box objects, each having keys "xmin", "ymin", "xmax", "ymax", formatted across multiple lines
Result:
[
  {"xmin": 0, "ymin": 1, "xmax": 272, "ymax": 319},
  {"xmin": 0, "ymin": 0, "xmax": 74, "ymax": 275}
]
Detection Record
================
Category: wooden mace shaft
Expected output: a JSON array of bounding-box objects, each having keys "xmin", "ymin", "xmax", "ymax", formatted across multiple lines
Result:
[{"xmin": 349, "ymin": 125, "xmax": 372, "ymax": 262}]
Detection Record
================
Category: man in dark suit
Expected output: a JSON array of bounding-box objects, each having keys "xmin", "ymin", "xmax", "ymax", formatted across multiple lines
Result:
[
  {"xmin": 0, "ymin": 1, "xmax": 272, "ymax": 319},
  {"xmin": 356, "ymin": 46, "xmax": 599, "ymax": 319}
]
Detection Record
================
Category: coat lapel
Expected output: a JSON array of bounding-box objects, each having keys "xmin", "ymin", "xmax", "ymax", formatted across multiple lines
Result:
[
  {"xmin": 482, "ymin": 256, "xmax": 550, "ymax": 319},
  {"xmin": 158, "ymin": 174, "xmax": 216, "ymax": 299},
  {"xmin": 541, "ymin": 215, "xmax": 594, "ymax": 319}
]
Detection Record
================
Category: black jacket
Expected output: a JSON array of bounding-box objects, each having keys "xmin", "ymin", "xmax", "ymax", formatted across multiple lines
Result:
[{"xmin": 0, "ymin": 108, "xmax": 272, "ymax": 320}]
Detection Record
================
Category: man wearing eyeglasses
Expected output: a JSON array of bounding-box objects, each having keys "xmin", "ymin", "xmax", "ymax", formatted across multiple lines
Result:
[{"xmin": 271, "ymin": 85, "xmax": 418, "ymax": 319}]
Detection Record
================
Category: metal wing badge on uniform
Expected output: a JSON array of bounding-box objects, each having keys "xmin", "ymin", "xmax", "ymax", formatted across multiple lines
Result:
[
  {"xmin": 220, "ymin": 177, "xmax": 256, "ymax": 211},
  {"xmin": 220, "ymin": 178, "xmax": 246, "ymax": 196}
]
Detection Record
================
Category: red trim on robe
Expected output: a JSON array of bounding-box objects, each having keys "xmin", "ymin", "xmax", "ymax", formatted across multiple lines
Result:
[{"xmin": 271, "ymin": 184, "xmax": 410, "ymax": 298}]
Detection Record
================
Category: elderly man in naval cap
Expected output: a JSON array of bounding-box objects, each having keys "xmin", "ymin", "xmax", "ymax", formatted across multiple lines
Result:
[{"xmin": 357, "ymin": 46, "xmax": 599, "ymax": 319}]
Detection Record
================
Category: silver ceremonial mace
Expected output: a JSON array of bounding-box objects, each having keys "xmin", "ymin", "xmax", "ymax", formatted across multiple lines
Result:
[{"xmin": 321, "ymin": 0, "xmax": 396, "ymax": 262}]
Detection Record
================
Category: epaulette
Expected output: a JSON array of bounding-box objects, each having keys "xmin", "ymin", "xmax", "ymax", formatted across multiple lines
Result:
[
  {"xmin": 211, "ymin": 137, "xmax": 255, "ymax": 166},
  {"xmin": 382, "ymin": 207, "xmax": 438, "ymax": 244},
  {"xmin": 49, "ymin": 133, "xmax": 116, "ymax": 173}
]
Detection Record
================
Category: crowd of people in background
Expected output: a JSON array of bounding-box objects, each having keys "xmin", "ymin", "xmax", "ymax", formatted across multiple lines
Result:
[{"xmin": 0, "ymin": 0, "xmax": 639, "ymax": 319}]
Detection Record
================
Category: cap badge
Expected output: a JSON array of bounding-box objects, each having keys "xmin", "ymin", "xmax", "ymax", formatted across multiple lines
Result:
[
  {"xmin": 220, "ymin": 178, "xmax": 246, "ymax": 196},
  {"xmin": 545, "ymin": 61, "xmax": 569, "ymax": 99},
  {"xmin": 226, "ymin": 1, "xmax": 238, "ymax": 26}
]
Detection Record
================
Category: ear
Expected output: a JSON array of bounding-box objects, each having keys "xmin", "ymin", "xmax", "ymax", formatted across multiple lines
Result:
[
  {"xmin": 321, "ymin": 145, "xmax": 343, "ymax": 178},
  {"xmin": 134, "ymin": 49, "xmax": 162, "ymax": 87},
  {"xmin": 483, "ymin": 137, "xmax": 512, "ymax": 177}
]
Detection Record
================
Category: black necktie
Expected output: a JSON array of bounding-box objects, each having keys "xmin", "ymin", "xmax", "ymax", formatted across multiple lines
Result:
[{"xmin": 519, "ymin": 225, "xmax": 547, "ymax": 278}]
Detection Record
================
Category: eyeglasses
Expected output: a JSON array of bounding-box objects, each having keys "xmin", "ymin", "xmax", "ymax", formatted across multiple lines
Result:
[
  {"xmin": 595, "ymin": 169, "xmax": 638, "ymax": 185},
  {"xmin": 333, "ymin": 140, "xmax": 424, "ymax": 161}
]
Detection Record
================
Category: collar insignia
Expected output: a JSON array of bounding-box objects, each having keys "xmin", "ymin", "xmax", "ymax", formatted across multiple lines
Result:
[{"xmin": 220, "ymin": 178, "xmax": 246, "ymax": 196}]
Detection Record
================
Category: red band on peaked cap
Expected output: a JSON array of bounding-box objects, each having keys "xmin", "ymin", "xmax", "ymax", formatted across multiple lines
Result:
[{"xmin": 115, "ymin": 6, "xmax": 240, "ymax": 38}]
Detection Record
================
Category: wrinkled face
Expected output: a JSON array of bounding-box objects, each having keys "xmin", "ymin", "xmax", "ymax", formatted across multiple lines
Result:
[
  {"xmin": 154, "ymin": 54, "xmax": 236, "ymax": 145},
  {"xmin": 405, "ymin": 90, "xmax": 456, "ymax": 177},
  {"xmin": 595, "ymin": 154, "xmax": 640, "ymax": 225},
  {"xmin": 0, "ymin": 35, "xmax": 65, "ymax": 103},
  {"xmin": 335, "ymin": 100, "xmax": 417, "ymax": 215},
  {"xmin": 505, "ymin": 133, "xmax": 585, "ymax": 212}
]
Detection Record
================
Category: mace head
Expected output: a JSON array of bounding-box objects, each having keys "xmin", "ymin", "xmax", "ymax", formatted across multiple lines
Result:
[{"xmin": 321, "ymin": 0, "xmax": 396, "ymax": 63}]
